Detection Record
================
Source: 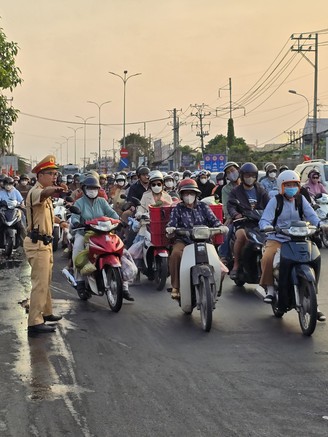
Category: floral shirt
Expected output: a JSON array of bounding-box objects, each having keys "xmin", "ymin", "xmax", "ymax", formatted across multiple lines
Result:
[{"xmin": 167, "ymin": 201, "xmax": 221, "ymax": 244}]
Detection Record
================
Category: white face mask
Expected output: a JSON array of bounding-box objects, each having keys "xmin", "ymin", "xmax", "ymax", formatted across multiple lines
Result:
[
  {"xmin": 200, "ymin": 177, "xmax": 207, "ymax": 184},
  {"xmin": 85, "ymin": 189, "xmax": 98, "ymax": 199},
  {"xmin": 183, "ymin": 194, "xmax": 196, "ymax": 204},
  {"xmin": 217, "ymin": 180, "xmax": 224, "ymax": 186},
  {"xmin": 165, "ymin": 181, "xmax": 174, "ymax": 188},
  {"xmin": 117, "ymin": 180, "xmax": 125, "ymax": 187},
  {"xmin": 151, "ymin": 185, "xmax": 162, "ymax": 194},
  {"xmin": 244, "ymin": 177, "xmax": 256, "ymax": 186},
  {"xmin": 227, "ymin": 171, "xmax": 239, "ymax": 182},
  {"xmin": 131, "ymin": 178, "xmax": 138, "ymax": 185},
  {"xmin": 20, "ymin": 180, "xmax": 28, "ymax": 186},
  {"xmin": 268, "ymin": 172, "xmax": 276, "ymax": 179}
]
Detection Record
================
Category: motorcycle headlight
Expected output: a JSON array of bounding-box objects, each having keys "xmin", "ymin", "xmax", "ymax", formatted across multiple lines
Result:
[
  {"xmin": 192, "ymin": 226, "xmax": 211, "ymax": 240},
  {"xmin": 288, "ymin": 226, "xmax": 310, "ymax": 237}
]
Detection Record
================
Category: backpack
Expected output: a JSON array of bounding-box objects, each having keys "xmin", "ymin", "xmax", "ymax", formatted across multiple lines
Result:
[{"xmin": 272, "ymin": 193, "xmax": 304, "ymax": 227}]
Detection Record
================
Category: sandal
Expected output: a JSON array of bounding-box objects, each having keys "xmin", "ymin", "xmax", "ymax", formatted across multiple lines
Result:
[{"xmin": 171, "ymin": 288, "xmax": 180, "ymax": 300}]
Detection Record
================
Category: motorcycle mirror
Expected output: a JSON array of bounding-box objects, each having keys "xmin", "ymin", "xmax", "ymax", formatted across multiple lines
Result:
[
  {"xmin": 65, "ymin": 196, "xmax": 74, "ymax": 203},
  {"xmin": 120, "ymin": 194, "xmax": 127, "ymax": 199},
  {"xmin": 131, "ymin": 197, "xmax": 141, "ymax": 206},
  {"xmin": 69, "ymin": 205, "xmax": 81, "ymax": 215}
]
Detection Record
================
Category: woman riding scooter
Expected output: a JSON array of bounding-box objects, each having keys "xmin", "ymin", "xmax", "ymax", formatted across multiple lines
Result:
[
  {"xmin": 71, "ymin": 175, "xmax": 134, "ymax": 301},
  {"xmin": 166, "ymin": 178, "xmax": 224, "ymax": 300}
]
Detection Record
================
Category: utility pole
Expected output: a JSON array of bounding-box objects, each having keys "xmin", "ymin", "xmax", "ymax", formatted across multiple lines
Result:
[
  {"xmin": 291, "ymin": 32, "xmax": 318, "ymax": 158},
  {"xmin": 191, "ymin": 104, "xmax": 211, "ymax": 156},
  {"xmin": 168, "ymin": 109, "xmax": 182, "ymax": 169}
]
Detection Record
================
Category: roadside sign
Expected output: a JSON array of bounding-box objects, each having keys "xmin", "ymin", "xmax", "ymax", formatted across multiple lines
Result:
[
  {"xmin": 120, "ymin": 148, "xmax": 129, "ymax": 158},
  {"xmin": 203, "ymin": 154, "xmax": 226, "ymax": 171}
]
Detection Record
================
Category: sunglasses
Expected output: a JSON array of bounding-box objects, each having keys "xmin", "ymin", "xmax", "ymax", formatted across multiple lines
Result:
[
  {"xmin": 151, "ymin": 182, "xmax": 162, "ymax": 187},
  {"xmin": 312, "ymin": 176, "xmax": 319, "ymax": 179},
  {"xmin": 42, "ymin": 171, "xmax": 58, "ymax": 176}
]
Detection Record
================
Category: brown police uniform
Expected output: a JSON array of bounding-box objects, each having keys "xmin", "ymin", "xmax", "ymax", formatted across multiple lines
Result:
[{"xmin": 23, "ymin": 157, "xmax": 57, "ymax": 328}]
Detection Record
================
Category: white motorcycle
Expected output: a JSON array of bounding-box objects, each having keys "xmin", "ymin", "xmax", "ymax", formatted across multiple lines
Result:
[
  {"xmin": 314, "ymin": 193, "xmax": 328, "ymax": 248},
  {"xmin": 171, "ymin": 225, "xmax": 228, "ymax": 332},
  {"xmin": 52, "ymin": 197, "xmax": 72, "ymax": 251}
]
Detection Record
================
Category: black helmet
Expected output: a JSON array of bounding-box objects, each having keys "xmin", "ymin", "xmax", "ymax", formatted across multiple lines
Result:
[
  {"xmin": 19, "ymin": 174, "xmax": 29, "ymax": 181},
  {"xmin": 136, "ymin": 166, "xmax": 150, "ymax": 177},
  {"xmin": 279, "ymin": 165, "xmax": 289, "ymax": 173},
  {"xmin": 82, "ymin": 176, "xmax": 100, "ymax": 189},
  {"xmin": 182, "ymin": 170, "xmax": 192, "ymax": 179},
  {"xmin": 73, "ymin": 173, "xmax": 80, "ymax": 179},
  {"xmin": 216, "ymin": 171, "xmax": 225, "ymax": 181},
  {"xmin": 4, "ymin": 176, "xmax": 14, "ymax": 185},
  {"xmin": 223, "ymin": 161, "xmax": 240, "ymax": 173},
  {"xmin": 266, "ymin": 163, "xmax": 277, "ymax": 175},
  {"xmin": 239, "ymin": 162, "xmax": 258, "ymax": 184}
]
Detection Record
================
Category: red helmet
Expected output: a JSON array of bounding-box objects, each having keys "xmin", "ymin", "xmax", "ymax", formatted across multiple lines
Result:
[{"xmin": 178, "ymin": 178, "xmax": 201, "ymax": 194}]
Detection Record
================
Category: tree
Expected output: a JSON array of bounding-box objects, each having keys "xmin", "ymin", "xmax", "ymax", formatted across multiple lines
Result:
[
  {"xmin": 205, "ymin": 133, "xmax": 250, "ymax": 164},
  {"xmin": 0, "ymin": 24, "xmax": 22, "ymax": 155},
  {"xmin": 120, "ymin": 133, "xmax": 151, "ymax": 168},
  {"xmin": 227, "ymin": 118, "xmax": 235, "ymax": 151}
]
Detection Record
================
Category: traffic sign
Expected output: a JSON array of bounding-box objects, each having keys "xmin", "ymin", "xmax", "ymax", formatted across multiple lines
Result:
[
  {"xmin": 120, "ymin": 148, "xmax": 129, "ymax": 158},
  {"xmin": 203, "ymin": 154, "xmax": 226, "ymax": 171}
]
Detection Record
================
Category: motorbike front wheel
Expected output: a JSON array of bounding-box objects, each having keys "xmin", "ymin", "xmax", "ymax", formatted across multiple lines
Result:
[
  {"xmin": 105, "ymin": 266, "xmax": 123, "ymax": 313},
  {"xmin": 297, "ymin": 278, "xmax": 317, "ymax": 336},
  {"xmin": 4, "ymin": 235, "xmax": 14, "ymax": 258},
  {"xmin": 154, "ymin": 256, "xmax": 168, "ymax": 291},
  {"xmin": 197, "ymin": 276, "xmax": 213, "ymax": 332},
  {"xmin": 321, "ymin": 229, "xmax": 328, "ymax": 248}
]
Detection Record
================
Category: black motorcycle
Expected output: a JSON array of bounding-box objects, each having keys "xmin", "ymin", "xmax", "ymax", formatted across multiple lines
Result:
[{"xmin": 0, "ymin": 200, "xmax": 25, "ymax": 257}]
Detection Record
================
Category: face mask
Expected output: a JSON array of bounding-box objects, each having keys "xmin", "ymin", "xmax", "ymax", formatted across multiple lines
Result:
[
  {"xmin": 227, "ymin": 171, "xmax": 239, "ymax": 182},
  {"xmin": 20, "ymin": 180, "xmax": 28, "ymax": 186},
  {"xmin": 131, "ymin": 179, "xmax": 138, "ymax": 185},
  {"xmin": 117, "ymin": 181, "xmax": 125, "ymax": 187},
  {"xmin": 243, "ymin": 177, "xmax": 256, "ymax": 186},
  {"xmin": 284, "ymin": 187, "xmax": 299, "ymax": 198},
  {"xmin": 151, "ymin": 185, "xmax": 162, "ymax": 194},
  {"xmin": 165, "ymin": 181, "xmax": 174, "ymax": 188},
  {"xmin": 268, "ymin": 172, "xmax": 277, "ymax": 179},
  {"xmin": 183, "ymin": 194, "xmax": 196, "ymax": 204},
  {"xmin": 200, "ymin": 178, "xmax": 207, "ymax": 184},
  {"xmin": 174, "ymin": 175, "xmax": 179, "ymax": 181},
  {"xmin": 85, "ymin": 189, "xmax": 98, "ymax": 199},
  {"xmin": 5, "ymin": 184, "xmax": 13, "ymax": 191},
  {"xmin": 217, "ymin": 180, "xmax": 224, "ymax": 186}
]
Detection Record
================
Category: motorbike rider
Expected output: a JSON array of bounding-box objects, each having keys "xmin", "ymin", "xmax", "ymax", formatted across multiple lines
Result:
[
  {"xmin": 166, "ymin": 178, "xmax": 224, "ymax": 300},
  {"xmin": 70, "ymin": 175, "xmax": 134, "ymax": 301},
  {"xmin": 137, "ymin": 170, "xmax": 172, "ymax": 215},
  {"xmin": 259, "ymin": 170, "xmax": 325, "ymax": 322},
  {"xmin": 0, "ymin": 176, "xmax": 27, "ymax": 242},
  {"xmin": 221, "ymin": 162, "xmax": 240, "ymax": 223},
  {"xmin": 68, "ymin": 173, "xmax": 80, "ymax": 192},
  {"xmin": 163, "ymin": 174, "xmax": 179, "ymax": 198},
  {"xmin": 16, "ymin": 174, "xmax": 33, "ymax": 202},
  {"xmin": 197, "ymin": 170, "xmax": 215, "ymax": 199},
  {"xmin": 111, "ymin": 173, "xmax": 128, "ymax": 215},
  {"xmin": 126, "ymin": 166, "xmax": 150, "ymax": 202},
  {"xmin": 227, "ymin": 162, "xmax": 270, "ymax": 279},
  {"xmin": 260, "ymin": 163, "xmax": 278, "ymax": 194},
  {"xmin": 211, "ymin": 171, "xmax": 226, "ymax": 201},
  {"xmin": 303, "ymin": 169, "xmax": 327, "ymax": 199}
]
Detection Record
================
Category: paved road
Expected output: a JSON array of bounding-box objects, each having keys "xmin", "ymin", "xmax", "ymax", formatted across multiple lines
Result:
[{"xmin": 0, "ymin": 248, "xmax": 328, "ymax": 437}]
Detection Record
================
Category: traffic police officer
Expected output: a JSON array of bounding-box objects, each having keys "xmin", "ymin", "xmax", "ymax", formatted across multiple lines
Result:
[{"xmin": 24, "ymin": 155, "xmax": 64, "ymax": 334}]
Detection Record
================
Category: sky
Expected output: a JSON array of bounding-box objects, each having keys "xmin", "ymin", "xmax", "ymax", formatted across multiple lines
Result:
[{"xmin": 1, "ymin": 0, "xmax": 328, "ymax": 168}]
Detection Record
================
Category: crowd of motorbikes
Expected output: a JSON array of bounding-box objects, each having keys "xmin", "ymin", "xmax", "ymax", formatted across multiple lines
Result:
[{"xmin": 1, "ymin": 184, "xmax": 328, "ymax": 335}]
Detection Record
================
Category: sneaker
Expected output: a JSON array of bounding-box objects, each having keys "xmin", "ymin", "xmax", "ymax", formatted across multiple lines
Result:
[
  {"xmin": 317, "ymin": 311, "xmax": 326, "ymax": 322},
  {"xmin": 263, "ymin": 294, "xmax": 273, "ymax": 304}
]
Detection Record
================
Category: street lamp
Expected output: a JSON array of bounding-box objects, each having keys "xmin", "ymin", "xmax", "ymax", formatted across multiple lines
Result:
[
  {"xmin": 67, "ymin": 126, "xmax": 83, "ymax": 165},
  {"xmin": 75, "ymin": 115, "xmax": 95, "ymax": 172},
  {"xmin": 108, "ymin": 70, "xmax": 142, "ymax": 149},
  {"xmin": 87, "ymin": 100, "xmax": 111, "ymax": 172},
  {"xmin": 288, "ymin": 89, "xmax": 311, "ymax": 156},
  {"xmin": 61, "ymin": 135, "xmax": 73, "ymax": 165},
  {"xmin": 55, "ymin": 141, "xmax": 65, "ymax": 164}
]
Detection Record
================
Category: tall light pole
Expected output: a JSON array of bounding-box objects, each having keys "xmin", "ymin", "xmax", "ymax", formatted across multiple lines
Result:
[
  {"xmin": 55, "ymin": 141, "xmax": 65, "ymax": 164},
  {"xmin": 75, "ymin": 115, "xmax": 95, "ymax": 172},
  {"xmin": 61, "ymin": 135, "xmax": 73, "ymax": 165},
  {"xmin": 67, "ymin": 126, "xmax": 83, "ymax": 165},
  {"xmin": 87, "ymin": 100, "xmax": 111, "ymax": 172},
  {"xmin": 288, "ymin": 89, "xmax": 311, "ymax": 155},
  {"xmin": 108, "ymin": 70, "xmax": 141, "ymax": 149}
]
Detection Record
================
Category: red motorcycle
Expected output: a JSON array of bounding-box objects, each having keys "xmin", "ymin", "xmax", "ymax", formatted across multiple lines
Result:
[{"xmin": 64, "ymin": 214, "xmax": 125, "ymax": 312}]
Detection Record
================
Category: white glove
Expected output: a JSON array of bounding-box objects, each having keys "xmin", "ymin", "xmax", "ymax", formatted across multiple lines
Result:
[
  {"xmin": 166, "ymin": 226, "xmax": 176, "ymax": 235},
  {"xmin": 7, "ymin": 199, "xmax": 18, "ymax": 209},
  {"xmin": 218, "ymin": 225, "xmax": 229, "ymax": 235}
]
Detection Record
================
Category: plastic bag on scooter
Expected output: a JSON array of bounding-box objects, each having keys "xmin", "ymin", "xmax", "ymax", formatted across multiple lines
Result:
[
  {"xmin": 128, "ymin": 239, "xmax": 143, "ymax": 259},
  {"xmin": 121, "ymin": 249, "xmax": 138, "ymax": 281},
  {"xmin": 74, "ymin": 249, "xmax": 89, "ymax": 269}
]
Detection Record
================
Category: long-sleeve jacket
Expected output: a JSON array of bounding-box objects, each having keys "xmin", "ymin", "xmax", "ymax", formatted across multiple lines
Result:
[
  {"xmin": 227, "ymin": 183, "xmax": 270, "ymax": 220},
  {"xmin": 71, "ymin": 195, "xmax": 118, "ymax": 226}
]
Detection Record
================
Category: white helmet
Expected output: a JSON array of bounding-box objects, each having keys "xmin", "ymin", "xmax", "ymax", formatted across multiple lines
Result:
[
  {"xmin": 148, "ymin": 170, "xmax": 164, "ymax": 183},
  {"xmin": 277, "ymin": 170, "xmax": 300, "ymax": 194}
]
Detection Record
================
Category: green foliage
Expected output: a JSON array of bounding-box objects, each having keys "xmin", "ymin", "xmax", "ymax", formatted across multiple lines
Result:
[
  {"xmin": 0, "ymin": 25, "xmax": 22, "ymax": 155},
  {"xmin": 227, "ymin": 118, "xmax": 235, "ymax": 150},
  {"xmin": 204, "ymin": 133, "xmax": 249, "ymax": 164}
]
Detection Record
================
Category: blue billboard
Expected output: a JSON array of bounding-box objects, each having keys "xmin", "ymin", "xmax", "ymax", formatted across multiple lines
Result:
[{"xmin": 203, "ymin": 154, "xmax": 226, "ymax": 172}]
